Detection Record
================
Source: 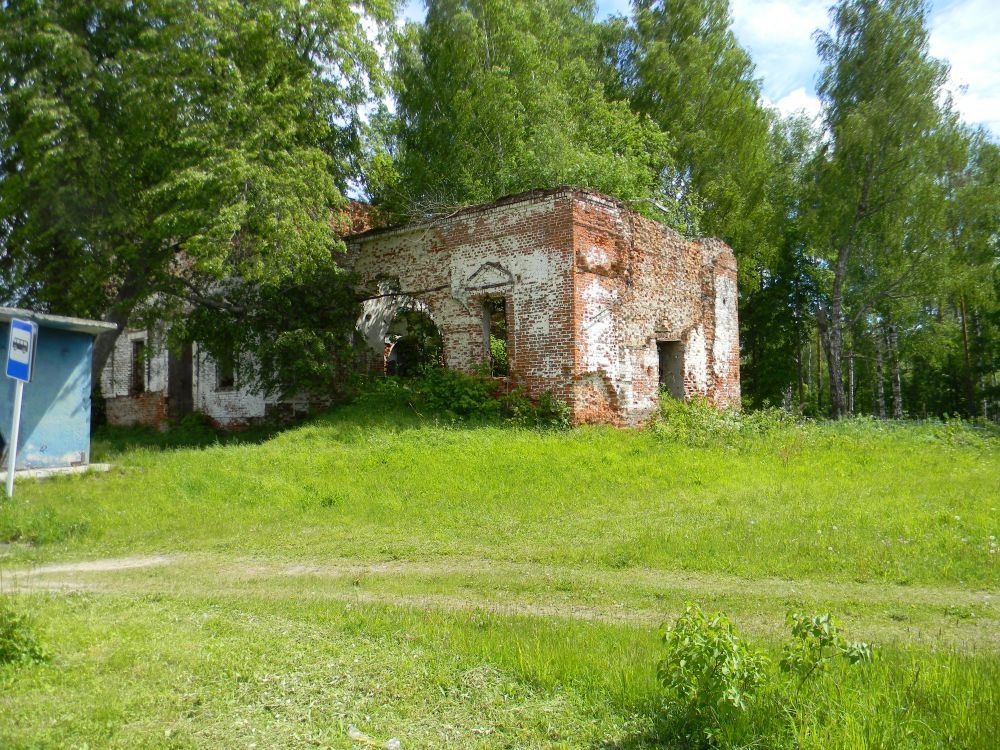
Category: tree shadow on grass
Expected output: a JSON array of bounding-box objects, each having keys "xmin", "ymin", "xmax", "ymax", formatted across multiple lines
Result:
[
  {"xmin": 91, "ymin": 419, "xmax": 290, "ymax": 460},
  {"xmin": 597, "ymin": 732, "xmax": 679, "ymax": 750},
  {"xmin": 296, "ymin": 381, "xmax": 550, "ymax": 442},
  {"xmin": 596, "ymin": 726, "xmax": 687, "ymax": 750},
  {"xmin": 90, "ymin": 385, "xmax": 511, "ymax": 460},
  {"xmin": 590, "ymin": 702, "xmax": 690, "ymax": 750}
]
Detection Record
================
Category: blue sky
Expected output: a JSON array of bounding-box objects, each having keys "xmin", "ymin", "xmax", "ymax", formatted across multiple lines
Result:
[{"xmin": 401, "ymin": 0, "xmax": 1000, "ymax": 137}]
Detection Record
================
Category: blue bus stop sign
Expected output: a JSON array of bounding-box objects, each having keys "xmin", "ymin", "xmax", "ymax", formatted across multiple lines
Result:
[{"xmin": 6, "ymin": 318, "xmax": 36, "ymax": 383}]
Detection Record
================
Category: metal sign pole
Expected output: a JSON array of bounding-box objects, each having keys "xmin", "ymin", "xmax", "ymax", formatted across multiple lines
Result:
[
  {"xmin": 5, "ymin": 318, "xmax": 36, "ymax": 498},
  {"xmin": 5, "ymin": 379, "xmax": 23, "ymax": 498}
]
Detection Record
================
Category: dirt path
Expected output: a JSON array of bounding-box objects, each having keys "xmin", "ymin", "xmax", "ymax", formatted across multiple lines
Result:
[
  {"xmin": 8, "ymin": 554, "xmax": 176, "ymax": 576},
  {"xmin": 4, "ymin": 552, "xmax": 997, "ymax": 648}
]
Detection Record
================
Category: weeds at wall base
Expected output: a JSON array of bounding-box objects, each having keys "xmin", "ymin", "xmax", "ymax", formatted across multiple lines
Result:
[
  {"xmin": 652, "ymin": 392, "xmax": 1000, "ymax": 451},
  {"xmin": 356, "ymin": 370, "xmax": 572, "ymax": 427}
]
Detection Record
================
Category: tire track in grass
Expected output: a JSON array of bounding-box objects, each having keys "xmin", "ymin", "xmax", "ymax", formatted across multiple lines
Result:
[{"xmin": 4, "ymin": 552, "xmax": 998, "ymax": 649}]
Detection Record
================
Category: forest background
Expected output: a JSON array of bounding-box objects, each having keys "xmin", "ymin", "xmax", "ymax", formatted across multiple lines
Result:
[{"xmin": 1, "ymin": 0, "xmax": 997, "ymax": 419}]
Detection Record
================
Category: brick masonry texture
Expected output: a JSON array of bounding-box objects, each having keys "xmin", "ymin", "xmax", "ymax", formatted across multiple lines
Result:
[
  {"xmin": 348, "ymin": 187, "xmax": 740, "ymax": 426},
  {"xmin": 101, "ymin": 330, "xmax": 277, "ymax": 429},
  {"xmin": 102, "ymin": 187, "xmax": 739, "ymax": 429},
  {"xmin": 101, "ymin": 329, "xmax": 169, "ymax": 428}
]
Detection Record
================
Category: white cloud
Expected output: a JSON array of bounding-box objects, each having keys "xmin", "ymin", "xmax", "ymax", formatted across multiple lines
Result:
[
  {"xmin": 770, "ymin": 86, "xmax": 823, "ymax": 120},
  {"xmin": 729, "ymin": 0, "xmax": 830, "ymax": 101},
  {"xmin": 729, "ymin": 0, "xmax": 999, "ymax": 138},
  {"xmin": 929, "ymin": 0, "xmax": 1000, "ymax": 135}
]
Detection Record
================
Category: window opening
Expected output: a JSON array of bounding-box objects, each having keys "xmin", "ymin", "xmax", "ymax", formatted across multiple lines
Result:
[
  {"xmin": 216, "ymin": 350, "xmax": 236, "ymax": 390},
  {"xmin": 130, "ymin": 340, "xmax": 147, "ymax": 394},
  {"xmin": 482, "ymin": 297, "xmax": 509, "ymax": 376}
]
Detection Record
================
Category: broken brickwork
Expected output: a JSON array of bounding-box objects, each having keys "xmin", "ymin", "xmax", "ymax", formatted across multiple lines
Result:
[
  {"xmin": 100, "ymin": 330, "xmax": 292, "ymax": 430},
  {"xmin": 347, "ymin": 187, "xmax": 740, "ymax": 426}
]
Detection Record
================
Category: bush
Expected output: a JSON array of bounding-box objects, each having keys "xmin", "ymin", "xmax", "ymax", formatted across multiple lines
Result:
[
  {"xmin": 407, "ymin": 369, "xmax": 571, "ymax": 427},
  {"xmin": 411, "ymin": 368, "xmax": 501, "ymax": 419},
  {"xmin": 658, "ymin": 605, "xmax": 768, "ymax": 746},
  {"xmin": 657, "ymin": 605, "xmax": 876, "ymax": 747},
  {"xmin": 498, "ymin": 388, "xmax": 572, "ymax": 428},
  {"xmin": 535, "ymin": 391, "xmax": 572, "ymax": 428},
  {"xmin": 0, "ymin": 600, "xmax": 47, "ymax": 666},
  {"xmin": 780, "ymin": 612, "xmax": 874, "ymax": 689},
  {"xmin": 653, "ymin": 394, "xmax": 791, "ymax": 447}
]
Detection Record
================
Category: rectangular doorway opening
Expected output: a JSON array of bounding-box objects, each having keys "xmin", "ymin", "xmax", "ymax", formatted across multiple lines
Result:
[
  {"xmin": 167, "ymin": 342, "xmax": 194, "ymax": 418},
  {"xmin": 482, "ymin": 297, "xmax": 510, "ymax": 376},
  {"xmin": 657, "ymin": 340, "xmax": 685, "ymax": 400}
]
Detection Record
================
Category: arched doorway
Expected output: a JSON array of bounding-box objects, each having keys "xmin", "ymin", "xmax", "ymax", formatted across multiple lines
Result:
[{"xmin": 385, "ymin": 309, "xmax": 443, "ymax": 378}]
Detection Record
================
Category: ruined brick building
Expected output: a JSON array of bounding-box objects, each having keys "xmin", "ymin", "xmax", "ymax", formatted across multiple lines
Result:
[
  {"xmin": 100, "ymin": 187, "xmax": 739, "ymax": 428},
  {"xmin": 350, "ymin": 187, "xmax": 740, "ymax": 425},
  {"xmin": 100, "ymin": 333, "xmax": 306, "ymax": 428}
]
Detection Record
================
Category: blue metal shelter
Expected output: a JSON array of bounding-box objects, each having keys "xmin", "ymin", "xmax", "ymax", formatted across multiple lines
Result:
[{"xmin": 0, "ymin": 308, "xmax": 116, "ymax": 471}]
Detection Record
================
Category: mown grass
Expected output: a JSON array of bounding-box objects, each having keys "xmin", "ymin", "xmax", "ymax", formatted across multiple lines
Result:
[
  {"xmin": 0, "ymin": 394, "xmax": 997, "ymax": 748},
  {"xmin": 2, "ymin": 592, "xmax": 996, "ymax": 749}
]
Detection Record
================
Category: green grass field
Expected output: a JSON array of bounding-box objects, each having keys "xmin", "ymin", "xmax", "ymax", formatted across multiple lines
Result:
[{"xmin": 1, "ymin": 394, "xmax": 998, "ymax": 748}]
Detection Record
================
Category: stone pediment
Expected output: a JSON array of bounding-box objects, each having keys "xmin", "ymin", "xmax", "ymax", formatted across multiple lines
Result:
[{"xmin": 463, "ymin": 262, "xmax": 514, "ymax": 292}]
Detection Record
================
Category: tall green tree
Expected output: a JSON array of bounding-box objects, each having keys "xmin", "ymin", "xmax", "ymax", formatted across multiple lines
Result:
[
  {"xmin": 740, "ymin": 114, "xmax": 820, "ymax": 409},
  {"xmin": 939, "ymin": 128, "xmax": 1000, "ymax": 416},
  {"xmin": 807, "ymin": 0, "xmax": 951, "ymax": 417},
  {"xmin": 379, "ymin": 0, "xmax": 672, "ymax": 220},
  {"xmin": 624, "ymin": 0, "xmax": 774, "ymax": 270},
  {"xmin": 0, "ymin": 0, "xmax": 392, "ymax": 390},
  {"xmin": 895, "ymin": 127, "xmax": 1000, "ymax": 418}
]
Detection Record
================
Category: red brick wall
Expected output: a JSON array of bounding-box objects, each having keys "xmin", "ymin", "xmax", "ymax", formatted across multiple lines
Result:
[
  {"xmin": 570, "ymin": 193, "xmax": 740, "ymax": 425},
  {"xmin": 348, "ymin": 190, "xmax": 578, "ymax": 404},
  {"xmin": 347, "ymin": 187, "xmax": 740, "ymax": 426},
  {"xmin": 104, "ymin": 392, "xmax": 169, "ymax": 429}
]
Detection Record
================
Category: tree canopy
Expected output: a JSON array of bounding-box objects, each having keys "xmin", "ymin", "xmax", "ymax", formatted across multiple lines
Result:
[
  {"xmin": 624, "ymin": 0, "xmax": 775, "ymax": 268},
  {"xmin": 377, "ymin": 0, "xmax": 673, "ymax": 221},
  {"xmin": 0, "ymin": 0, "xmax": 392, "ymax": 390},
  {"xmin": 0, "ymin": 0, "xmax": 996, "ymax": 418}
]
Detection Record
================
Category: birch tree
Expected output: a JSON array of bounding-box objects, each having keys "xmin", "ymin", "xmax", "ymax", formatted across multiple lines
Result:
[{"xmin": 808, "ymin": 0, "xmax": 950, "ymax": 416}]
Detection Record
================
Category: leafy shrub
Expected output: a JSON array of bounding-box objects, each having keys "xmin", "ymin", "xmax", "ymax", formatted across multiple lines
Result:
[
  {"xmin": 0, "ymin": 600, "xmax": 47, "ymax": 666},
  {"xmin": 780, "ymin": 612, "xmax": 874, "ymax": 689},
  {"xmin": 658, "ymin": 606, "xmax": 876, "ymax": 747},
  {"xmin": 535, "ymin": 391, "xmax": 572, "ymax": 428},
  {"xmin": 653, "ymin": 394, "xmax": 791, "ymax": 447},
  {"xmin": 407, "ymin": 369, "xmax": 571, "ymax": 427},
  {"xmin": 412, "ymin": 368, "xmax": 501, "ymax": 419},
  {"xmin": 498, "ymin": 388, "xmax": 572, "ymax": 428},
  {"xmin": 497, "ymin": 388, "xmax": 535, "ymax": 423},
  {"xmin": 657, "ymin": 605, "xmax": 768, "ymax": 745}
]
